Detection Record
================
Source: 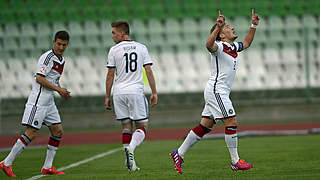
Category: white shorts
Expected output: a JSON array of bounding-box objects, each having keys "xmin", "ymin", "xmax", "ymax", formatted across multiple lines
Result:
[
  {"xmin": 113, "ymin": 94, "xmax": 149, "ymax": 122},
  {"xmin": 21, "ymin": 104, "xmax": 61, "ymax": 130},
  {"xmin": 201, "ymin": 90, "xmax": 236, "ymax": 120}
]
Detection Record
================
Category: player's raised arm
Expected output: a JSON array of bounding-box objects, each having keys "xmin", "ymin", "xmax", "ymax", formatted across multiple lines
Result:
[
  {"xmin": 206, "ymin": 10, "xmax": 225, "ymax": 53},
  {"xmin": 242, "ymin": 9, "xmax": 260, "ymax": 50}
]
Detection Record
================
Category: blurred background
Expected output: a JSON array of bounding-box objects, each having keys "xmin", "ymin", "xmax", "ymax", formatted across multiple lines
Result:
[{"xmin": 0, "ymin": 0, "xmax": 319, "ymax": 134}]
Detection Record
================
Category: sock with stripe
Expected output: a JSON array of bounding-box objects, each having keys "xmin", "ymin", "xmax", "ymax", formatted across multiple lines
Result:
[
  {"xmin": 122, "ymin": 130, "xmax": 132, "ymax": 149},
  {"xmin": 4, "ymin": 134, "xmax": 31, "ymax": 166},
  {"xmin": 225, "ymin": 126, "xmax": 240, "ymax": 164},
  {"xmin": 129, "ymin": 127, "xmax": 146, "ymax": 152},
  {"xmin": 178, "ymin": 124, "xmax": 211, "ymax": 158},
  {"xmin": 43, "ymin": 136, "xmax": 61, "ymax": 169}
]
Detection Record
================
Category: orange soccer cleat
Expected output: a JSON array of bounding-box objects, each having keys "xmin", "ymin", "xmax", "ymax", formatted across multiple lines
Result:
[
  {"xmin": 0, "ymin": 161, "xmax": 16, "ymax": 177},
  {"xmin": 41, "ymin": 166, "xmax": 65, "ymax": 175},
  {"xmin": 231, "ymin": 159, "xmax": 254, "ymax": 171}
]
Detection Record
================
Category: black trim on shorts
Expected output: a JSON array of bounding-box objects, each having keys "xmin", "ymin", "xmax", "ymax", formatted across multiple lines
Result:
[
  {"xmin": 107, "ymin": 66, "xmax": 116, "ymax": 68},
  {"xmin": 48, "ymin": 122, "xmax": 62, "ymax": 126},
  {"xmin": 116, "ymin": 117, "xmax": 130, "ymax": 121},
  {"xmin": 132, "ymin": 117, "xmax": 148, "ymax": 121},
  {"xmin": 21, "ymin": 123, "xmax": 41, "ymax": 130},
  {"xmin": 215, "ymin": 115, "xmax": 236, "ymax": 120}
]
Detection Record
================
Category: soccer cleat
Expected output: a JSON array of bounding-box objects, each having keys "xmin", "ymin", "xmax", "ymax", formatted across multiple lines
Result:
[
  {"xmin": 125, "ymin": 158, "xmax": 140, "ymax": 171},
  {"xmin": 231, "ymin": 159, "xmax": 254, "ymax": 171},
  {"xmin": 170, "ymin": 150, "xmax": 183, "ymax": 174},
  {"xmin": 124, "ymin": 147, "xmax": 134, "ymax": 171},
  {"xmin": 41, "ymin": 166, "xmax": 65, "ymax": 175},
  {"xmin": 0, "ymin": 161, "xmax": 16, "ymax": 177},
  {"xmin": 131, "ymin": 165, "xmax": 140, "ymax": 172}
]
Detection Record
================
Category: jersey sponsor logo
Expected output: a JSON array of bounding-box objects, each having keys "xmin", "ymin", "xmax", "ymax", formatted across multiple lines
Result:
[
  {"xmin": 52, "ymin": 61, "xmax": 64, "ymax": 75},
  {"xmin": 222, "ymin": 44, "xmax": 238, "ymax": 58},
  {"xmin": 34, "ymin": 121, "xmax": 39, "ymax": 126},
  {"xmin": 228, "ymin": 109, "xmax": 234, "ymax": 114}
]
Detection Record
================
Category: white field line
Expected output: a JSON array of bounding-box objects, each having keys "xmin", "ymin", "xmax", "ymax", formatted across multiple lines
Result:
[{"xmin": 25, "ymin": 147, "xmax": 122, "ymax": 180}]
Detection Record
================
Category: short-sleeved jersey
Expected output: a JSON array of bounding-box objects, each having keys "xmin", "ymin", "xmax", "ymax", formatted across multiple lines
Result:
[
  {"xmin": 107, "ymin": 40, "xmax": 152, "ymax": 95},
  {"xmin": 26, "ymin": 49, "xmax": 65, "ymax": 106},
  {"xmin": 207, "ymin": 41, "xmax": 244, "ymax": 94}
]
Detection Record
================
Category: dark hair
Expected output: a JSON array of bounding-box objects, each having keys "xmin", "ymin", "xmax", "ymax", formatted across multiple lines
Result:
[
  {"xmin": 111, "ymin": 21, "xmax": 130, "ymax": 35},
  {"xmin": 54, "ymin": 31, "xmax": 70, "ymax": 41},
  {"xmin": 210, "ymin": 24, "xmax": 221, "ymax": 41}
]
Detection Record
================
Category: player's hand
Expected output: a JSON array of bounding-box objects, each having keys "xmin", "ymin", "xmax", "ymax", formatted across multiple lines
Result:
[
  {"xmin": 251, "ymin": 9, "xmax": 260, "ymax": 25},
  {"xmin": 58, "ymin": 88, "xmax": 71, "ymax": 100},
  {"xmin": 150, "ymin": 93, "xmax": 158, "ymax": 107},
  {"xmin": 216, "ymin": 10, "xmax": 225, "ymax": 29},
  {"xmin": 105, "ymin": 97, "xmax": 112, "ymax": 110}
]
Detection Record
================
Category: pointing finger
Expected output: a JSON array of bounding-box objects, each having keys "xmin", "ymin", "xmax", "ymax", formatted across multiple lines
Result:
[
  {"xmin": 252, "ymin": 9, "xmax": 254, "ymax": 16},
  {"xmin": 219, "ymin": 9, "xmax": 221, "ymax": 16}
]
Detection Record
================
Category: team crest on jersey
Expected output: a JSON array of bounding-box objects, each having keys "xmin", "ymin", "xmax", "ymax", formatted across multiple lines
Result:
[
  {"xmin": 52, "ymin": 61, "xmax": 65, "ymax": 75},
  {"xmin": 223, "ymin": 44, "xmax": 238, "ymax": 58}
]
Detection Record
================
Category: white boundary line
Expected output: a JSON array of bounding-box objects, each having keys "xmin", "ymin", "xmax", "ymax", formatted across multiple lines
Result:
[{"xmin": 25, "ymin": 147, "xmax": 122, "ymax": 180}]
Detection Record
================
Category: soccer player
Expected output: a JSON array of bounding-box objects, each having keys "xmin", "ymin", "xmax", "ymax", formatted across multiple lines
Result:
[
  {"xmin": 0, "ymin": 31, "xmax": 71, "ymax": 177},
  {"xmin": 170, "ymin": 9, "xmax": 260, "ymax": 174},
  {"xmin": 105, "ymin": 21, "xmax": 158, "ymax": 171}
]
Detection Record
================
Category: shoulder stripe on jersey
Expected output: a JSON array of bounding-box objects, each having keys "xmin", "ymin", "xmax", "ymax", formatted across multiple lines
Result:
[
  {"xmin": 44, "ymin": 52, "xmax": 54, "ymax": 66},
  {"xmin": 214, "ymin": 93, "xmax": 228, "ymax": 117},
  {"xmin": 27, "ymin": 105, "xmax": 37, "ymax": 125},
  {"xmin": 213, "ymin": 56, "xmax": 219, "ymax": 93}
]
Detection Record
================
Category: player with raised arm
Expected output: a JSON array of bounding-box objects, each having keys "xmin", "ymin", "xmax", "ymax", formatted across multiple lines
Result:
[
  {"xmin": 170, "ymin": 9, "xmax": 260, "ymax": 174},
  {"xmin": 0, "ymin": 31, "xmax": 71, "ymax": 177},
  {"xmin": 105, "ymin": 21, "xmax": 158, "ymax": 171}
]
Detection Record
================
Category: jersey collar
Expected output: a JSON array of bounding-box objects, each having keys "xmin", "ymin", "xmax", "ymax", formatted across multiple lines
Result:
[{"xmin": 52, "ymin": 49, "xmax": 63, "ymax": 61}]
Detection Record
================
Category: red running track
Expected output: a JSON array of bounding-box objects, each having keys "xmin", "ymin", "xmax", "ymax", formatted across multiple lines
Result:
[{"xmin": 1, "ymin": 122, "xmax": 320, "ymax": 149}]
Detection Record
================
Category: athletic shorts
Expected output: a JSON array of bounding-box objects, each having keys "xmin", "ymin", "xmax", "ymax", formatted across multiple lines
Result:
[
  {"xmin": 113, "ymin": 94, "xmax": 149, "ymax": 122},
  {"xmin": 201, "ymin": 90, "xmax": 236, "ymax": 120},
  {"xmin": 21, "ymin": 103, "xmax": 61, "ymax": 130}
]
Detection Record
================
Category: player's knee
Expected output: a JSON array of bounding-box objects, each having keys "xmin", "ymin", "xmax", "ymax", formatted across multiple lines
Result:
[
  {"xmin": 25, "ymin": 126, "xmax": 39, "ymax": 140},
  {"xmin": 53, "ymin": 128, "xmax": 63, "ymax": 137},
  {"xmin": 223, "ymin": 117, "xmax": 237, "ymax": 126},
  {"xmin": 135, "ymin": 121, "xmax": 148, "ymax": 129},
  {"xmin": 200, "ymin": 117, "xmax": 214, "ymax": 129}
]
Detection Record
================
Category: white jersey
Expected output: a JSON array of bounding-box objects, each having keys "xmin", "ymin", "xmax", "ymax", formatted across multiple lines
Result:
[
  {"xmin": 107, "ymin": 40, "xmax": 152, "ymax": 95},
  {"xmin": 207, "ymin": 41, "xmax": 244, "ymax": 94},
  {"xmin": 26, "ymin": 49, "xmax": 65, "ymax": 106}
]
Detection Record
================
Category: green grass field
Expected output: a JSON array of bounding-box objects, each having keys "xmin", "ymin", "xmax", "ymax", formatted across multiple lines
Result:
[{"xmin": 1, "ymin": 135, "xmax": 320, "ymax": 180}]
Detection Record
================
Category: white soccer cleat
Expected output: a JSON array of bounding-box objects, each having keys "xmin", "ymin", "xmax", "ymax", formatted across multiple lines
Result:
[{"xmin": 124, "ymin": 147, "xmax": 134, "ymax": 171}]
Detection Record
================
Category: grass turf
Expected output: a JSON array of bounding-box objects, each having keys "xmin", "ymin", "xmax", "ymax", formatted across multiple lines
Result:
[{"xmin": 1, "ymin": 135, "xmax": 320, "ymax": 179}]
